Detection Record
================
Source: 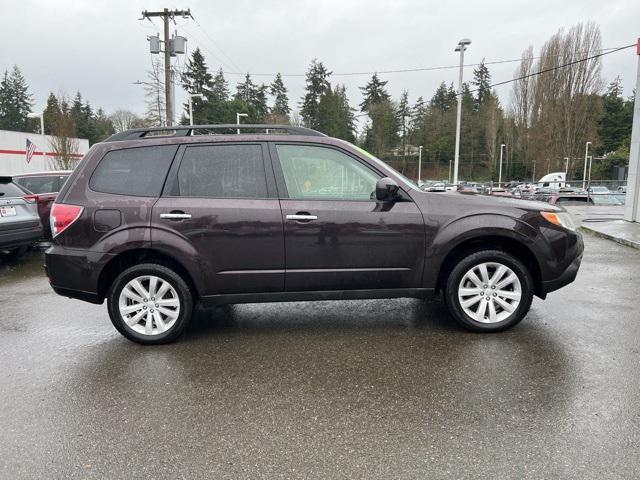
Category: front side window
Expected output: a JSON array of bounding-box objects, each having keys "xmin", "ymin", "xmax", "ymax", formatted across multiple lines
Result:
[
  {"xmin": 177, "ymin": 144, "xmax": 267, "ymax": 198},
  {"xmin": 276, "ymin": 144, "xmax": 380, "ymax": 200},
  {"xmin": 90, "ymin": 145, "xmax": 178, "ymax": 197}
]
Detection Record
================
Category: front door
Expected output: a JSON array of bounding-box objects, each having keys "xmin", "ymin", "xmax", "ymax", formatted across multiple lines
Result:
[
  {"xmin": 271, "ymin": 143, "xmax": 425, "ymax": 292},
  {"xmin": 152, "ymin": 142, "xmax": 284, "ymax": 296}
]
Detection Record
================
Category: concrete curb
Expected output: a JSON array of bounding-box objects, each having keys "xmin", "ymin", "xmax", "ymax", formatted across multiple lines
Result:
[{"xmin": 579, "ymin": 225, "xmax": 640, "ymax": 250}]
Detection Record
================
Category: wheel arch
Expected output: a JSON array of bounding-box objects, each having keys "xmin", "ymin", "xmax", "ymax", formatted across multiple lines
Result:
[
  {"xmin": 97, "ymin": 248, "xmax": 200, "ymax": 301},
  {"xmin": 436, "ymin": 235, "xmax": 544, "ymax": 298}
]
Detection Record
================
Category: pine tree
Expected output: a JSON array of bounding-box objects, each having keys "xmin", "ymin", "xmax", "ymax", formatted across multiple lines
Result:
[
  {"xmin": 359, "ymin": 73, "xmax": 390, "ymax": 112},
  {"xmin": 181, "ymin": 48, "xmax": 214, "ymax": 96},
  {"xmin": 43, "ymin": 92, "xmax": 61, "ymax": 135},
  {"xmin": 472, "ymin": 60, "xmax": 492, "ymax": 110},
  {"xmin": 270, "ymin": 73, "xmax": 290, "ymax": 116},
  {"xmin": 210, "ymin": 68, "xmax": 229, "ymax": 103},
  {"xmin": 598, "ymin": 76, "xmax": 632, "ymax": 154},
  {"xmin": 364, "ymin": 99, "xmax": 398, "ymax": 157},
  {"xmin": 431, "ymin": 82, "xmax": 454, "ymax": 111},
  {"xmin": 334, "ymin": 85, "xmax": 356, "ymax": 142},
  {"xmin": 235, "ymin": 73, "xmax": 257, "ymax": 103},
  {"xmin": 0, "ymin": 65, "xmax": 33, "ymax": 131},
  {"xmin": 300, "ymin": 59, "xmax": 331, "ymax": 129}
]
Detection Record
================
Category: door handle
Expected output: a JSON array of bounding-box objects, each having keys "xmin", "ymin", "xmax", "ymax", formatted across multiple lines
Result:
[
  {"xmin": 286, "ymin": 214, "xmax": 318, "ymax": 221},
  {"xmin": 160, "ymin": 212, "xmax": 192, "ymax": 220}
]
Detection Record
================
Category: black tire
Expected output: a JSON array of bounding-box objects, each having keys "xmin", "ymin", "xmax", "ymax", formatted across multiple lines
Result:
[
  {"xmin": 444, "ymin": 249, "xmax": 534, "ymax": 332},
  {"xmin": 107, "ymin": 263, "xmax": 193, "ymax": 345}
]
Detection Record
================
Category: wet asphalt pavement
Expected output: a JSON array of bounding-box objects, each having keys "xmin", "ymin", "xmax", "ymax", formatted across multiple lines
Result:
[{"xmin": 0, "ymin": 234, "xmax": 639, "ymax": 479}]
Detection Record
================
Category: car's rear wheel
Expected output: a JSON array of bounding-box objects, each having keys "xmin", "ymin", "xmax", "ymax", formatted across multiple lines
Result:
[
  {"xmin": 107, "ymin": 263, "xmax": 193, "ymax": 344},
  {"xmin": 444, "ymin": 250, "xmax": 533, "ymax": 332}
]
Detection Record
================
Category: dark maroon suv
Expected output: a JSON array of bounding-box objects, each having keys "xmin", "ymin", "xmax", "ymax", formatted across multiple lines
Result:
[{"xmin": 45, "ymin": 125, "xmax": 583, "ymax": 344}]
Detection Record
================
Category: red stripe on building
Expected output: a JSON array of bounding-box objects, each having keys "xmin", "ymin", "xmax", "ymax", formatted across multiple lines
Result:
[{"xmin": 0, "ymin": 149, "xmax": 84, "ymax": 158}]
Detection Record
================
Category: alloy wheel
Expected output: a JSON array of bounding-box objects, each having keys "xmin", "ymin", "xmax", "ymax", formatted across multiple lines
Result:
[
  {"xmin": 118, "ymin": 275, "xmax": 181, "ymax": 336},
  {"xmin": 457, "ymin": 262, "xmax": 522, "ymax": 324}
]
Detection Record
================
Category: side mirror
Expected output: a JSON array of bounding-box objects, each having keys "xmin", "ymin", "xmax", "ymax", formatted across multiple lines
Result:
[{"xmin": 376, "ymin": 177, "xmax": 400, "ymax": 201}]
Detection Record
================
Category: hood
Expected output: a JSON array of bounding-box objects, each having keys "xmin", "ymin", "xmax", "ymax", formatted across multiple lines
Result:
[{"xmin": 416, "ymin": 190, "xmax": 561, "ymax": 213}]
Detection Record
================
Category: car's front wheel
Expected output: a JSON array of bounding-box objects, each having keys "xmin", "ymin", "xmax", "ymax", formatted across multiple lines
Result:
[
  {"xmin": 444, "ymin": 250, "xmax": 534, "ymax": 332},
  {"xmin": 107, "ymin": 263, "xmax": 193, "ymax": 344}
]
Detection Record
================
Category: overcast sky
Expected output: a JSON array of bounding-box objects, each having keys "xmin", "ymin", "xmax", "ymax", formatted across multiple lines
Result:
[{"xmin": 2, "ymin": 0, "xmax": 639, "ymax": 128}]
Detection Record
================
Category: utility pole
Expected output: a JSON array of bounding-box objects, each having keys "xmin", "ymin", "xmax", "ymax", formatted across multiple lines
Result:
[
  {"xmin": 141, "ymin": 8, "xmax": 191, "ymax": 126},
  {"xmin": 582, "ymin": 141, "xmax": 592, "ymax": 190},
  {"xmin": 418, "ymin": 145, "xmax": 423, "ymax": 184},
  {"xmin": 498, "ymin": 143, "xmax": 505, "ymax": 187},
  {"xmin": 453, "ymin": 38, "xmax": 471, "ymax": 186},
  {"xmin": 625, "ymin": 38, "xmax": 640, "ymax": 222}
]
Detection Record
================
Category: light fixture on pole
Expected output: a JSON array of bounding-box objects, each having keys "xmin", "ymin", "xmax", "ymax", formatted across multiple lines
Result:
[
  {"xmin": 236, "ymin": 112, "xmax": 248, "ymax": 134},
  {"xmin": 453, "ymin": 38, "xmax": 471, "ymax": 186},
  {"xmin": 28, "ymin": 112, "xmax": 45, "ymax": 135},
  {"xmin": 188, "ymin": 93, "xmax": 205, "ymax": 126},
  {"xmin": 582, "ymin": 141, "xmax": 592, "ymax": 189},
  {"xmin": 498, "ymin": 143, "xmax": 506, "ymax": 187},
  {"xmin": 418, "ymin": 145, "xmax": 423, "ymax": 185}
]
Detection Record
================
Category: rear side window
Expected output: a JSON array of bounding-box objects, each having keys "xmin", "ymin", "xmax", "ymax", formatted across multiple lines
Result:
[
  {"xmin": 0, "ymin": 182, "xmax": 26, "ymax": 197},
  {"xmin": 176, "ymin": 144, "xmax": 267, "ymax": 198},
  {"xmin": 90, "ymin": 145, "xmax": 178, "ymax": 197},
  {"xmin": 15, "ymin": 176, "xmax": 57, "ymax": 194}
]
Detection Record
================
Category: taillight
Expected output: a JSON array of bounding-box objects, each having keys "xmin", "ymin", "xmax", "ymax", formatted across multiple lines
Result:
[
  {"xmin": 23, "ymin": 194, "xmax": 39, "ymax": 204},
  {"xmin": 50, "ymin": 203, "xmax": 83, "ymax": 238}
]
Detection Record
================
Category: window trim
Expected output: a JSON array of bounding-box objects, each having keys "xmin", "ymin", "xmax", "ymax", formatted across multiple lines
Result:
[
  {"xmin": 269, "ymin": 142, "xmax": 400, "ymax": 202},
  {"xmin": 161, "ymin": 142, "xmax": 276, "ymax": 200},
  {"xmin": 88, "ymin": 144, "xmax": 179, "ymax": 198}
]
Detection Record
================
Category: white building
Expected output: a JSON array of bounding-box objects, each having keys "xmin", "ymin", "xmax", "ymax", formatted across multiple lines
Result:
[{"xmin": 0, "ymin": 129, "xmax": 90, "ymax": 176}]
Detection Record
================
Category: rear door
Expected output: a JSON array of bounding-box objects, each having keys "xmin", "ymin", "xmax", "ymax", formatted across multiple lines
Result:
[
  {"xmin": 271, "ymin": 143, "xmax": 425, "ymax": 292},
  {"xmin": 152, "ymin": 142, "xmax": 284, "ymax": 296}
]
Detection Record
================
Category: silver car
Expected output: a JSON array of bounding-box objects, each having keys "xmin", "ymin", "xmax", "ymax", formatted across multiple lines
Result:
[{"xmin": 0, "ymin": 177, "xmax": 42, "ymax": 258}]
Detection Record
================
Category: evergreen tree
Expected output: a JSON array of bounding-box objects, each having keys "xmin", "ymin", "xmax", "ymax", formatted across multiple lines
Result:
[
  {"xmin": 270, "ymin": 73, "xmax": 290, "ymax": 116},
  {"xmin": 472, "ymin": 60, "xmax": 492, "ymax": 110},
  {"xmin": 598, "ymin": 76, "xmax": 633, "ymax": 154},
  {"xmin": 431, "ymin": 82, "xmax": 455, "ymax": 111},
  {"xmin": 234, "ymin": 74, "xmax": 269, "ymax": 122},
  {"xmin": 181, "ymin": 48, "xmax": 214, "ymax": 96},
  {"xmin": 43, "ymin": 92, "xmax": 61, "ymax": 135},
  {"xmin": 0, "ymin": 65, "xmax": 33, "ymax": 131},
  {"xmin": 364, "ymin": 99, "xmax": 398, "ymax": 157},
  {"xmin": 210, "ymin": 68, "xmax": 229, "ymax": 103},
  {"xmin": 315, "ymin": 84, "xmax": 355, "ymax": 141},
  {"xmin": 300, "ymin": 59, "xmax": 331, "ymax": 129},
  {"xmin": 359, "ymin": 73, "xmax": 390, "ymax": 112}
]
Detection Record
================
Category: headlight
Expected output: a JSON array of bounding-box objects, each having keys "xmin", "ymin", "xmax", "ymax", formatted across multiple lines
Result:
[{"xmin": 540, "ymin": 211, "xmax": 576, "ymax": 231}]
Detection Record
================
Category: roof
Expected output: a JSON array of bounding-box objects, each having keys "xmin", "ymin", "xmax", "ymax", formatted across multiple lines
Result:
[{"xmin": 104, "ymin": 124, "xmax": 326, "ymax": 143}]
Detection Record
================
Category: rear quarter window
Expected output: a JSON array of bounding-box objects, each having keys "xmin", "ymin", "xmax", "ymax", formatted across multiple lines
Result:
[
  {"xmin": 0, "ymin": 182, "xmax": 27, "ymax": 197},
  {"xmin": 90, "ymin": 145, "xmax": 178, "ymax": 197}
]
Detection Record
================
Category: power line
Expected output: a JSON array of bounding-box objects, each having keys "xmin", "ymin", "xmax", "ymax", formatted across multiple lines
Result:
[
  {"xmin": 188, "ymin": 17, "xmax": 244, "ymax": 73},
  {"xmin": 212, "ymin": 45, "xmax": 632, "ymax": 78},
  {"xmin": 474, "ymin": 43, "xmax": 636, "ymax": 93}
]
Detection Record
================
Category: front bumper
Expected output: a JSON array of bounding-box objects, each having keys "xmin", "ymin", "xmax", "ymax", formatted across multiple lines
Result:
[{"xmin": 540, "ymin": 233, "xmax": 584, "ymax": 294}]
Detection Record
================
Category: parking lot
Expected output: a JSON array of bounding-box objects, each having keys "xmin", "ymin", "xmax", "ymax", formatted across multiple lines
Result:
[{"xmin": 0, "ymin": 232, "xmax": 639, "ymax": 479}]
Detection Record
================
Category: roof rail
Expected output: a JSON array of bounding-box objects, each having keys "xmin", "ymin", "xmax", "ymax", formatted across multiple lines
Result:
[{"xmin": 104, "ymin": 124, "xmax": 326, "ymax": 142}]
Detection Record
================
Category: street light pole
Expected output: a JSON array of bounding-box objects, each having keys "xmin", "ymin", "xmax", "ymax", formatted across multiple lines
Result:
[
  {"xmin": 587, "ymin": 155, "xmax": 594, "ymax": 189},
  {"xmin": 582, "ymin": 141, "xmax": 592, "ymax": 190},
  {"xmin": 498, "ymin": 143, "xmax": 505, "ymax": 187},
  {"xmin": 564, "ymin": 157, "xmax": 569, "ymax": 174},
  {"xmin": 188, "ymin": 93, "xmax": 205, "ymax": 126},
  {"xmin": 418, "ymin": 145, "xmax": 423, "ymax": 184},
  {"xmin": 453, "ymin": 38, "xmax": 471, "ymax": 186},
  {"xmin": 236, "ymin": 112, "xmax": 248, "ymax": 134}
]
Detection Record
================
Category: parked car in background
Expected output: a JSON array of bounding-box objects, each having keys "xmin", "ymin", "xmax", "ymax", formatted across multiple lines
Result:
[
  {"xmin": 427, "ymin": 182, "xmax": 447, "ymax": 192},
  {"xmin": 587, "ymin": 185, "xmax": 611, "ymax": 194},
  {"xmin": 13, "ymin": 171, "xmax": 72, "ymax": 239},
  {"xmin": 617, "ymin": 186, "xmax": 627, "ymax": 193},
  {"xmin": 0, "ymin": 177, "xmax": 43, "ymax": 258},
  {"xmin": 45, "ymin": 124, "xmax": 584, "ymax": 344},
  {"xmin": 489, "ymin": 188, "xmax": 514, "ymax": 197}
]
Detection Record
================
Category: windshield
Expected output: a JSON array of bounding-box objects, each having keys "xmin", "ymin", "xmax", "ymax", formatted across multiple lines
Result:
[{"xmin": 338, "ymin": 140, "xmax": 419, "ymax": 190}]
